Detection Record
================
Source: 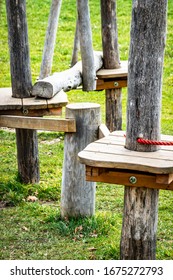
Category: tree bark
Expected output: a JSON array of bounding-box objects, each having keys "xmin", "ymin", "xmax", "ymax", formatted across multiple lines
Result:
[
  {"xmin": 6, "ymin": 0, "xmax": 32, "ymax": 97},
  {"xmin": 77, "ymin": 0, "xmax": 96, "ymax": 91},
  {"xmin": 39, "ymin": 0, "xmax": 62, "ymax": 79},
  {"xmin": 120, "ymin": 0, "xmax": 168, "ymax": 260},
  {"xmin": 61, "ymin": 103, "xmax": 101, "ymax": 218},
  {"xmin": 70, "ymin": 18, "xmax": 80, "ymax": 67},
  {"xmin": 100, "ymin": 0, "xmax": 122, "ymax": 131},
  {"xmin": 32, "ymin": 51, "xmax": 103, "ymax": 98},
  {"xmin": 6, "ymin": 0, "xmax": 40, "ymax": 184}
]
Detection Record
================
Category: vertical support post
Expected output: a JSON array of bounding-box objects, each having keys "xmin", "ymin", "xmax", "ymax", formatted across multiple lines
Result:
[
  {"xmin": 77, "ymin": 0, "xmax": 96, "ymax": 91},
  {"xmin": 39, "ymin": 0, "xmax": 62, "ymax": 79},
  {"xmin": 70, "ymin": 18, "xmax": 80, "ymax": 67},
  {"xmin": 6, "ymin": 0, "xmax": 40, "ymax": 184},
  {"xmin": 100, "ymin": 0, "xmax": 122, "ymax": 131},
  {"xmin": 61, "ymin": 103, "xmax": 101, "ymax": 218},
  {"xmin": 120, "ymin": 0, "xmax": 168, "ymax": 259}
]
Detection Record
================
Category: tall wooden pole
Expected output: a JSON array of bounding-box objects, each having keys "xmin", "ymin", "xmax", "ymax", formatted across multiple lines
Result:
[
  {"xmin": 120, "ymin": 0, "xmax": 168, "ymax": 259},
  {"xmin": 6, "ymin": 0, "xmax": 40, "ymax": 184},
  {"xmin": 77, "ymin": 0, "xmax": 96, "ymax": 91},
  {"xmin": 100, "ymin": 0, "xmax": 122, "ymax": 131},
  {"xmin": 39, "ymin": 0, "xmax": 62, "ymax": 79},
  {"xmin": 70, "ymin": 18, "xmax": 80, "ymax": 67},
  {"xmin": 61, "ymin": 103, "xmax": 101, "ymax": 218}
]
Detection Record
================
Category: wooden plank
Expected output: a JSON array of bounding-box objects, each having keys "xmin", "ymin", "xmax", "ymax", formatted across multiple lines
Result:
[
  {"xmin": 99, "ymin": 124, "xmax": 110, "ymax": 139},
  {"xmin": 0, "ymin": 115, "xmax": 76, "ymax": 132},
  {"xmin": 79, "ymin": 148, "xmax": 173, "ymax": 174},
  {"xmin": 85, "ymin": 167, "xmax": 173, "ymax": 191},
  {"xmin": 156, "ymin": 174, "xmax": 173, "ymax": 184},
  {"xmin": 0, "ymin": 88, "xmax": 68, "ymax": 111},
  {"xmin": 0, "ymin": 88, "xmax": 22, "ymax": 110},
  {"xmin": 83, "ymin": 142, "xmax": 173, "ymax": 162},
  {"xmin": 0, "ymin": 108, "xmax": 62, "ymax": 117},
  {"xmin": 96, "ymin": 61, "xmax": 128, "ymax": 79},
  {"xmin": 96, "ymin": 78, "xmax": 127, "ymax": 90}
]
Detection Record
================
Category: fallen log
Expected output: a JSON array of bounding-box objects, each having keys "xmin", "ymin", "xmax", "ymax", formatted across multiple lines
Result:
[{"xmin": 32, "ymin": 51, "xmax": 103, "ymax": 99}]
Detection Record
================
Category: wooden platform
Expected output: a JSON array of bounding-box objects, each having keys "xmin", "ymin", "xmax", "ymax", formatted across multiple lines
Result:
[
  {"xmin": 96, "ymin": 61, "xmax": 128, "ymax": 90},
  {"xmin": 0, "ymin": 88, "xmax": 68, "ymax": 116},
  {"xmin": 78, "ymin": 131, "xmax": 173, "ymax": 191}
]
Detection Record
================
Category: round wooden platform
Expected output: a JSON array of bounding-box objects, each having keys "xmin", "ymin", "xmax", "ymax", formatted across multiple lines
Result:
[
  {"xmin": 0, "ymin": 88, "xmax": 68, "ymax": 116},
  {"xmin": 78, "ymin": 130, "xmax": 173, "ymax": 191}
]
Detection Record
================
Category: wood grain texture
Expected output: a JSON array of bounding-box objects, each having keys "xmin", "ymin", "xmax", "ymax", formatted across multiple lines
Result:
[
  {"xmin": 32, "ymin": 52, "xmax": 103, "ymax": 98},
  {"xmin": 0, "ymin": 115, "xmax": 76, "ymax": 132},
  {"xmin": 78, "ymin": 131, "xmax": 173, "ymax": 174},
  {"xmin": 100, "ymin": 0, "xmax": 122, "ymax": 131},
  {"xmin": 39, "ymin": 0, "xmax": 62, "ymax": 79},
  {"xmin": 121, "ymin": 0, "xmax": 168, "ymax": 260},
  {"xmin": 77, "ymin": 0, "xmax": 96, "ymax": 91},
  {"xmin": 5, "ymin": 0, "xmax": 32, "ymax": 98},
  {"xmin": 61, "ymin": 103, "xmax": 101, "ymax": 218}
]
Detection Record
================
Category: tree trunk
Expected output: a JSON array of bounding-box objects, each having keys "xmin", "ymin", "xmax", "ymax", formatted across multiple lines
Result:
[
  {"xmin": 6, "ymin": 0, "xmax": 40, "ymax": 184},
  {"xmin": 100, "ymin": 0, "xmax": 122, "ymax": 131},
  {"xmin": 77, "ymin": 0, "xmax": 96, "ymax": 91},
  {"xmin": 120, "ymin": 0, "xmax": 168, "ymax": 260},
  {"xmin": 39, "ymin": 0, "xmax": 62, "ymax": 79},
  {"xmin": 71, "ymin": 18, "xmax": 80, "ymax": 67},
  {"xmin": 6, "ymin": 0, "xmax": 32, "ymax": 97},
  {"xmin": 61, "ymin": 103, "xmax": 101, "ymax": 218},
  {"xmin": 32, "ymin": 52, "xmax": 103, "ymax": 98}
]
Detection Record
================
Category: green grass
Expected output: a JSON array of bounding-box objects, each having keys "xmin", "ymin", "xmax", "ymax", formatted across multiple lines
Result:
[{"xmin": 0, "ymin": 0, "xmax": 173, "ymax": 260}]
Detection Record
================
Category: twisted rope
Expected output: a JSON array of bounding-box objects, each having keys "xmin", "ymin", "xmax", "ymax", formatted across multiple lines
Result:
[{"xmin": 137, "ymin": 138, "xmax": 173, "ymax": 146}]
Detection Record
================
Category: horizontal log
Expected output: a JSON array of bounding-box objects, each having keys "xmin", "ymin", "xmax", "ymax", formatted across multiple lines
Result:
[
  {"xmin": 0, "ymin": 115, "xmax": 76, "ymax": 132},
  {"xmin": 32, "ymin": 51, "xmax": 103, "ymax": 99}
]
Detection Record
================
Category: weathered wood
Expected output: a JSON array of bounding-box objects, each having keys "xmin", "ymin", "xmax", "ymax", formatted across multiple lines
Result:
[
  {"xmin": 85, "ymin": 167, "xmax": 173, "ymax": 191},
  {"xmin": 78, "ymin": 131, "xmax": 173, "ymax": 175},
  {"xmin": 61, "ymin": 103, "xmax": 101, "ymax": 218},
  {"xmin": 96, "ymin": 79, "xmax": 127, "ymax": 91},
  {"xmin": 0, "ymin": 88, "xmax": 68, "ymax": 115},
  {"xmin": 5, "ymin": 0, "xmax": 39, "ymax": 184},
  {"xmin": 77, "ymin": 0, "xmax": 96, "ymax": 91},
  {"xmin": 100, "ymin": 0, "xmax": 122, "ymax": 131},
  {"xmin": 121, "ymin": 0, "xmax": 168, "ymax": 260},
  {"xmin": 16, "ymin": 128, "xmax": 40, "ymax": 184},
  {"xmin": 39, "ymin": 0, "xmax": 62, "ymax": 79},
  {"xmin": 32, "ymin": 52, "xmax": 103, "ymax": 98},
  {"xmin": 96, "ymin": 61, "xmax": 128, "ymax": 90},
  {"xmin": 71, "ymin": 18, "xmax": 80, "ymax": 67},
  {"xmin": 0, "ymin": 115, "xmax": 76, "ymax": 132},
  {"xmin": 96, "ymin": 61, "xmax": 128, "ymax": 78},
  {"xmin": 99, "ymin": 124, "xmax": 110, "ymax": 139},
  {"xmin": 5, "ymin": 0, "xmax": 32, "ymax": 98}
]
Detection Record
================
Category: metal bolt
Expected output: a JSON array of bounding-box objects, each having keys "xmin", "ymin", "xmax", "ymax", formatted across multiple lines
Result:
[
  {"xmin": 129, "ymin": 176, "xmax": 137, "ymax": 184},
  {"xmin": 114, "ymin": 81, "xmax": 119, "ymax": 87},
  {"xmin": 23, "ymin": 108, "xmax": 29, "ymax": 115}
]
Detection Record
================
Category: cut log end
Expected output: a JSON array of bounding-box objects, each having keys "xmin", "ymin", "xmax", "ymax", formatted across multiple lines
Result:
[{"xmin": 32, "ymin": 81, "xmax": 53, "ymax": 99}]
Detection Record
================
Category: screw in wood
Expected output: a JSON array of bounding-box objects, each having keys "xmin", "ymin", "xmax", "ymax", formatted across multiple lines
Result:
[
  {"xmin": 114, "ymin": 81, "xmax": 119, "ymax": 87},
  {"xmin": 129, "ymin": 176, "xmax": 137, "ymax": 184}
]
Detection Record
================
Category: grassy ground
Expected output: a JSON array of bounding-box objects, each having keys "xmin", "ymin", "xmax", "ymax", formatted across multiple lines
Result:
[{"xmin": 0, "ymin": 0, "xmax": 173, "ymax": 260}]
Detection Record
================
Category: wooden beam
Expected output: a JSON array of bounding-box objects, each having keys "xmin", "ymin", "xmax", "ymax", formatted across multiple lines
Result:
[
  {"xmin": 98, "ymin": 124, "xmax": 110, "ymax": 139},
  {"xmin": 96, "ymin": 78, "xmax": 127, "ymax": 91},
  {"xmin": 0, "ymin": 115, "xmax": 76, "ymax": 132},
  {"xmin": 85, "ymin": 166, "xmax": 173, "ymax": 191}
]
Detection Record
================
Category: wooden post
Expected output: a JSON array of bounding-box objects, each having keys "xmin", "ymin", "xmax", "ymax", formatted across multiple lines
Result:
[
  {"xmin": 39, "ymin": 0, "xmax": 62, "ymax": 79},
  {"xmin": 61, "ymin": 103, "xmax": 101, "ymax": 218},
  {"xmin": 120, "ymin": 0, "xmax": 168, "ymax": 259},
  {"xmin": 77, "ymin": 0, "xmax": 96, "ymax": 91},
  {"xmin": 100, "ymin": 0, "xmax": 122, "ymax": 131},
  {"xmin": 70, "ymin": 18, "xmax": 80, "ymax": 67},
  {"xmin": 6, "ymin": 0, "xmax": 40, "ymax": 184}
]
